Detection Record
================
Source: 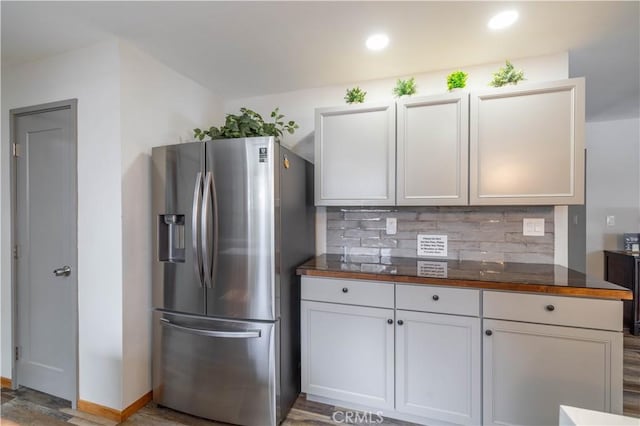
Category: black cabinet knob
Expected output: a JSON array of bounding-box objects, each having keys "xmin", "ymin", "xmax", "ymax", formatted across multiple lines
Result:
[
  {"xmin": 397, "ymin": 320, "xmax": 404, "ymax": 326},
  {"xmin": 485, "ymin": 330, "xmax": 493, "ymax": 336},
  {"xmin": 342, "ymin": 287, "xmax": 348, "ymax": 293},
  {"xmin": 432, "ymin": 295, "xmax": 440, "ymax": 301},
  {"xmin": 387, "ymin": 319, "xmax": 393, "ymax": 324},
  {"xmin": 546, "ymin": 304, "xmax": 555, "ymax": 311}
]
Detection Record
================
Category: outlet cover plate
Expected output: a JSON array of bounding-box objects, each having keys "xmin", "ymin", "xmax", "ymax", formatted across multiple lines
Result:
[
  {"xmin": 523, "ymin": 218, "xmax": 545, "ymax": 236},
  {"xmin": 386, "ymin": 218, "xmax": 397, "ymax": 235}
]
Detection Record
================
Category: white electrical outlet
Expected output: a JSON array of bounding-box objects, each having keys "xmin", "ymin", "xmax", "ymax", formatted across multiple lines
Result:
[
  {"xmin": 606, "ymin": 215, "xmax": 616, "ymax": 227},
  {"xmin": 523, "ymin": 218, "xmax": 545, "ymax": 236},
  {"xmin": 386, "ymin": 217, "xmax": 397, "ymax": 235}
]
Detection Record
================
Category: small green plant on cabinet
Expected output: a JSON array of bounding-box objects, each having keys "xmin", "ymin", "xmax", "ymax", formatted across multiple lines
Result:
[
  {"xmin": 344, "ymin": 86, "xmax": 367, "ymax": 104},
  {"xmin": 393, "ymin": 77, "xmax": 417, "ymax": 97},
  {"xmin": 447, "ymin": 71, "xmax": 468, "ymax": 91},
  {"xmin": 489, "ymin": 60, "xmax": 525, "ymax": 87},
  {"xmin": 193, "ymin": 107, "xmax": 299, "ymax": 142}
]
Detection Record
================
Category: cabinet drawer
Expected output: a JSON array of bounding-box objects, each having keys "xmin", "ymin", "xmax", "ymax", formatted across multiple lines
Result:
[
  {"xmin": 396, "ymin": 284, "xmax": 480, "ymax": 317},
  {"xmin": 301, "ymin": 276, "xmax": 394, "ymax": 308},
  {"xmin": 483, "ymin": 291, "xmax": 623, "ymax": 331}
]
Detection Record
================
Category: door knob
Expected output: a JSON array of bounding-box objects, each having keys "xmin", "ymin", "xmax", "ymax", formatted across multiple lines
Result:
[{"xmin": 53, "ymin": 266, "xmax": 72, "ymax": 277}]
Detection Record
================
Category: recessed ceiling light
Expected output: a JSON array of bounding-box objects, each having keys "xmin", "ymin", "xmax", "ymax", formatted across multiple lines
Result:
[
  {"xmin": 366, "ymin": 34, "xmax": 389, "ymax": 51},
  {"xmin": 488, "ymin": 10, "xmax": 519, "ymax": 30}
]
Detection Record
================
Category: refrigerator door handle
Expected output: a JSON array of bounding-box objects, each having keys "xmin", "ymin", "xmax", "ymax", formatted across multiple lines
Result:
[
  {"xmin": 201, "ymin": 172, "xmax": 218, "ymax": 289},
  {"xmin": 160, "ymin": 318, "xmax": 261, "ymax": 339},
  {"xmin": 192, "ymin": 172, "xmax": 204, "ymax": 287}
]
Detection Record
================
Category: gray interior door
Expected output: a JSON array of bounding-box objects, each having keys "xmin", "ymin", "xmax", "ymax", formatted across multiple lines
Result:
[
  {"xmin": 14, "ymin": 103, "xmax": 77, "ymax": 402},
  {"xmin": 204, "ymin": 138, "xmax": 275, "ymax": 321}
]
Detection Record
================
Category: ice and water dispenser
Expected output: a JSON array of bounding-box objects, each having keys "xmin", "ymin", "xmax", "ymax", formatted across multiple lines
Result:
[{"xmin": 158, "ymin": 214, "xmax": 185, "ymax": 262}]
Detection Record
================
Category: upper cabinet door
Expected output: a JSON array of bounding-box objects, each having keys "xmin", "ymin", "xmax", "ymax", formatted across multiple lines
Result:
[
  {"xmin": 470, "ymin": 78, "xmax": 585, "ymax": 205},
  {"xmin": 397, "ymin": 93, "xmax": 469, "ymax": 206},
  {"xmin": 315, "ymin": 102, "xmax": 396, "ymax": 206}
]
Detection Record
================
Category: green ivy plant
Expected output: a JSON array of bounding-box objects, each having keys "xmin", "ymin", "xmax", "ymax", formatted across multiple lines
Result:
[
  {"xmin": 193, "ymin": 107, "xmax": 298, "ymax": 141},
  {"xmin": 447, "ymin": 70, "xmax": 468, "ymax": 91},
  {"xmin": 393, "ymin": 77, "xmax": 417, "ymax": 97},
  {"xmin": 489, "ymin": 60, "xmax": 525, "ymax": 87},
  {"xmin": 344, "ymin": 86, "xmax": 367, "ymax": 104}
]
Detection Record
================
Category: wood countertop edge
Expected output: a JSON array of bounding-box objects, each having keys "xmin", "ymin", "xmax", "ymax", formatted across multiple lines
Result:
[{"xmin": 296, "ymin": 268, "xmax": 634, "ymax": 301}]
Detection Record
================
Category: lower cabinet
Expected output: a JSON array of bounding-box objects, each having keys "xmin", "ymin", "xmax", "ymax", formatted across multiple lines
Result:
[
  {"xmin": 482, "ymin": 319, "xmax": 623, "ymax": 426},
  {"xmin": 396, "ymin": 310, "xmax": 481, "ymax": 425},
  {"xmin": 301, "ymin": 277, "xmax": 624, "ymax": 426},
  {"xmin": 301, "ymin": 300, "xmax": 395, "ymax": 410}
]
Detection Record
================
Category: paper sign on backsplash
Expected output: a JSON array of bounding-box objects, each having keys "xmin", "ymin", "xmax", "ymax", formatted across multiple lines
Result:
[
  {"xmin": 417, "ymin": 261, "xmax": 448, "ymax": 278},
  {"xmin": 417, "ymin": 234, "xmax": 448, "ymax": 257}
]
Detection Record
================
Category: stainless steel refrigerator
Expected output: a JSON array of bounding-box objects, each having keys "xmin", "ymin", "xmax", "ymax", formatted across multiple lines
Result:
[{"xmin": 151, "ymin": 137, "xmax": 314, "ymax": 426}]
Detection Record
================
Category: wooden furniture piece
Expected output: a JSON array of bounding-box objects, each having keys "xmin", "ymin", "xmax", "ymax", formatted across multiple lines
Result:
[{"xmin": 604, "ymin": 250, "xmax": 640, "ymax": 335}]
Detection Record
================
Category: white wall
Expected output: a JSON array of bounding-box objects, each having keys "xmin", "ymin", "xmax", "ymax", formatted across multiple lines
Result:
[
  {"xmin": 224, "ymin": 52, "xmax": 570, "ymax": 259},
  {"xmin": 0, "ymin": 40, "xmax": 223, "ymax": 410},
  {"xmin": 224, "ymin": 52, "xmax": 569, "ymax": 159},
  {"xmin": 585, "ymin": 118, "xmax": 640, "ymax": 278},
  {"xmin": 1, "ymin": 41, "xmax": 124, "ymax": 408},
  {"xmin": 118, "ymin": 41, "xmax": 223, "ymax": 407}
]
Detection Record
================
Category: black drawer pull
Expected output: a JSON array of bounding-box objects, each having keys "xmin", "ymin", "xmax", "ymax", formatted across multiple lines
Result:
[
  {"xmin": 342, "ymin": 287, "xmax": 348, "ymax": 293},
  {"xmin": 485, "ymin": 330, "xmax": 493, "ymax": 336},
  {"xmin": 546, "ymin": 304, "xmax": 555, "ymax": 312},
  {"xmin": 432, "ymin": 295, "xmax": 439, "ymax": 301},
  {"xmin": 387, "ymin": 319, "xmax": 393, "ymax": 324},
  {"xmin": 397, "ymin": 320, "xmax": 404, "ymax": 326}
]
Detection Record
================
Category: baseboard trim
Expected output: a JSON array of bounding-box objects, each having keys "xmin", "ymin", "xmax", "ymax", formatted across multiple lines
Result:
[
  {"xmin": 77, "ymin": 399, "xmax": 121, "ymax": 422},
  {"xmin": 122, "ymin": 391, "xmax": 153, "ymax": 421},
  {"xmin": 0, "ymin": 376, "xmax": 12, "ymax": 389},
  {"xmin": 78, "ymin": 391, "xmax": 152, "ymax": 422}
]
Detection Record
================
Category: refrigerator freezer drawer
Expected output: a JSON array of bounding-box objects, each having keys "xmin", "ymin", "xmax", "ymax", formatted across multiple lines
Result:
[{"xmin": 153, "ymin": 311, "xmax": 278, "ymax": 426}]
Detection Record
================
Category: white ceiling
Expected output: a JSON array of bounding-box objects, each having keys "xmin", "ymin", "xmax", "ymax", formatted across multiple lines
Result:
[{"xmin": 2, "ymin": 1, "xmax": 639, "ymax": 119}]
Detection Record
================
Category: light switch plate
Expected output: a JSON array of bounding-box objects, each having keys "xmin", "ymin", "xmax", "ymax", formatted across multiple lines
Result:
[
  {"xmin": 386, "ymin": 218, "xmax": 397, "ymax": 235},
  {"xmin": 606, "ymin": 215, "xmax": 616, "ymax": 227},
  {"xmin": 523, "ymin": 218, "xmax": 545, "ymax": 236}
]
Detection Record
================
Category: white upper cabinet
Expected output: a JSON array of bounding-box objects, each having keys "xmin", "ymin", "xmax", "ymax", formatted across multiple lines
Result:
[
  {"xmin": 315, "ymin": 102, "xmax": 396, "ymax": 205},
  {"xmin": 469, "ymin": 78, "xmax": 585, "ymax": 205},
  {"xmin": 314, "ymin": 78, "xmax": 585, "ymax": 207},
  {"xmin": 397, "ymin": 93, "xmax": 469, "ymax": 205}
]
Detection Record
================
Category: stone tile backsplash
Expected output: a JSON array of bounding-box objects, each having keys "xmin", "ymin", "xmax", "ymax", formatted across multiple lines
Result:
[{"xmin": 326, "ymin": 206, "xmax": 555, "ymax": 264}]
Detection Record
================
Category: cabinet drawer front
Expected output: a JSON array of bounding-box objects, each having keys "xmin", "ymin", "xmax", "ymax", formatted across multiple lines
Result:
[
  {"xmin": 301, "ymin": 276, "xmax": 394, "ymax": 308},
  {"xmin": 483, "ymin": 291, "xmax": 622, "ymax": 331},
  {"xmin": 397, "ymin": 284, "xmax": 480, "ymax": 317}
]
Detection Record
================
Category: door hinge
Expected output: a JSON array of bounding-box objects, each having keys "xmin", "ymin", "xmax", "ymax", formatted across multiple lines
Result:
[
  {"xmin": 12, "ymin": 143, "xmax": 21, "ymax": 158},
  {"xmin": 15, "ymin": 346, "xmax": 19, "ymax": 361},
  {"xmin": 13, "ymin": 245, "xmax": 19, "ymax": 260}
]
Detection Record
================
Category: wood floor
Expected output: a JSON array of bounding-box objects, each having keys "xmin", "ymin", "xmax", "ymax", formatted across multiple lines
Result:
[{"xmin": 2, "ymin": 332, "xmax": 639, "ymax": 425}]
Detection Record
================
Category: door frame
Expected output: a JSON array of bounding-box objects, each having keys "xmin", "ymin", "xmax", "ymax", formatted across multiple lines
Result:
[{"xmin": 9, "ymin": 99, "xmax": 79, "ymax": 408}]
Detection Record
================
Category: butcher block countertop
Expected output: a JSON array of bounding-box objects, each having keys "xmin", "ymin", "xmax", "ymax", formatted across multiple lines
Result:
[{"xmin": 296, "ymin": 255, "xmax": 633, "ymax": 301}]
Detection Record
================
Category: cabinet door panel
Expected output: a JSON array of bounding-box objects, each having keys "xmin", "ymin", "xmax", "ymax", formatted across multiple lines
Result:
[
  {"xmin": 470, "ymin": 78, "xmax": 585, "ymax": 205},
  {"xmin": 396, "ymin": 310, "xmax": 481, "ymax": 425},
  {"xmin": 397, "ymin": 93, "xmax": 469, "ymax": 205},
  {"xmin": 301, "ymin": 301, "xmax": 394, "ymax": 409},
  {"xmin": 483, "ymin": 319, "xmax": 623, "ymax": 426},
  {"xmin": 315, "ymin": 103, "xmax": 395, "ymax": 205}
]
